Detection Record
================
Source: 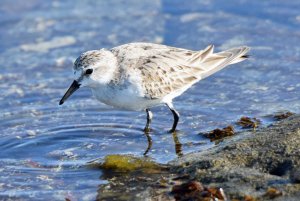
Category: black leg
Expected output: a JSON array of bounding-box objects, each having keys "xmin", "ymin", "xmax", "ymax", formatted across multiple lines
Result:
[
  {"xmin": 166, "ymin": 102, "xmax": 180, "ymax": 132},
  {"xmin": 143, "ymin": 108, "xmax": 153, "ymax": 133}
]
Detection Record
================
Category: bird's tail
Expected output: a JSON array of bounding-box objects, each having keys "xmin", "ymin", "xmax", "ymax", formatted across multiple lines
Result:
[{"xmin": 197, "ymin": 45, "xmax": 250, "ymax": 79}]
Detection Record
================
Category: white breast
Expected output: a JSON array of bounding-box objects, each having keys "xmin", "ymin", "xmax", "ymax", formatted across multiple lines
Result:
[{"xmin": 91, "ymin": 83, "xmax": 163, "ymax": 111}]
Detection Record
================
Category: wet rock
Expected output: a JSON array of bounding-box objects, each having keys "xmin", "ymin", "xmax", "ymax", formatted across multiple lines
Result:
[
  {"xmin": 290, "ymin": 169, "xmax": 300, "ymax": 183},
  {"xmin": 94, "ymin": 115, "xmax": 300, "ymax": 200},
  {"xmin": 171, "ymin": 115, "xmax": 300, "ymax": 200},
  {"xmin": 98, "ymin": 154, "xmax": 164, "ymax": 172},
  {"xmin": 96, "ymin": 164, "xmax": 174, "ymax": 201}
]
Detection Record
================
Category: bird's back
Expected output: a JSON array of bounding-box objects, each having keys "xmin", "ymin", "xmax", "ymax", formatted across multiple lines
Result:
[{"xmin": 110, "ymin": 43, "xmax": 249, "ymax": 102}]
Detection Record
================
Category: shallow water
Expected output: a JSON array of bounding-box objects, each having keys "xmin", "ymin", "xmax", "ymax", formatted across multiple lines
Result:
[{"xmin": 0, "ymin": 0, "xmax": 300, "ymax": 200}]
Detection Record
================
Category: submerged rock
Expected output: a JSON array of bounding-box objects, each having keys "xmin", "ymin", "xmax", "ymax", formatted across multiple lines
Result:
[
  {"xmin": 88, "ymin": 154, "xmax": 166, "ymax": 173},
  {"xmin": 100, "ymin": 154, "xmax": 163, "ymax": 172},
  {"xmin": 95, "ymin": 155, "xmax": 173, "ymax": 201}
]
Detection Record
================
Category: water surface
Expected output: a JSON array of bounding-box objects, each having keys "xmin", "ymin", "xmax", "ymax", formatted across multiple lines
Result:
[{"xmin": 0, "ymin": 0, "xmax": 300, "ymax": 200}]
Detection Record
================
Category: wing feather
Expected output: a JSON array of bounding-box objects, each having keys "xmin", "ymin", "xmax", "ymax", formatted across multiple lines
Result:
[{"xmin": 111, "ymin": 43, "xmax": 249, "ymax": 99}]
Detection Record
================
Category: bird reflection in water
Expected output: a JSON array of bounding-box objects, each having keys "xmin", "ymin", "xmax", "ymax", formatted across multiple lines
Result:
[
  {"xmin": 143, "ymin": 131, "xmax": 183, "ymax": 157},
  {"xmin": 143, "ymin": 131, "xmax": 153, "ymax": 156},
  {"xmin": 172, "ymin": 131, "xmax": 183, "ymax": 157}
]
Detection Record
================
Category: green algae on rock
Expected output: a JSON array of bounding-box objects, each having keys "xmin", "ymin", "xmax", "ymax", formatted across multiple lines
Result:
[{"xmin": 99, "ymin": 154, "xmax": 164, "ymax": 172}]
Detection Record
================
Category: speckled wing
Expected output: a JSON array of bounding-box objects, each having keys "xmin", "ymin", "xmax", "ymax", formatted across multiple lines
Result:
[
  {"xmin": 112, "ymin": 43, "xmax": 249, "ymax": 99},
  {"xmin": 137, "ymin": 46, "xmax": 213, "ymax": 99}
]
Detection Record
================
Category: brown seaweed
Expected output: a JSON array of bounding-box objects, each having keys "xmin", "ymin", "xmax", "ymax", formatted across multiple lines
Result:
[
  {"xmin": 237, "ymin": 116, "xmax": 261, "ymax": 129},
  {"xmin": 203, "ymin": 125, "xmax": 235, "ymax": 141}
]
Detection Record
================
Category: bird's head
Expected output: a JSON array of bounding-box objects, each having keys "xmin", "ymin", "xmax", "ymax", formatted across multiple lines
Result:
[{"xmin": 59, "ymin": 49, "xmax": 117, "ymax": 105}]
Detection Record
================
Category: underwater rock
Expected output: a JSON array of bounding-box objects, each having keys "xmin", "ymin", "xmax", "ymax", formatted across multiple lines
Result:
[{"xmin": 93, "ymin": 154, "xmax": 164, "ymax": 172}]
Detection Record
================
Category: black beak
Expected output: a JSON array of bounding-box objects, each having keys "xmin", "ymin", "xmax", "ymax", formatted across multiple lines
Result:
[{"xmin": 59, "ymin": 80, "xmax": 81, "ymax": 105}]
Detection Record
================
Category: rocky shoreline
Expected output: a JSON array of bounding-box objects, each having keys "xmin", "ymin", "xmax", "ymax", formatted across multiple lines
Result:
[{"xmin": 96, "ymin": 114, "xmax": 300, "ymax": 201}]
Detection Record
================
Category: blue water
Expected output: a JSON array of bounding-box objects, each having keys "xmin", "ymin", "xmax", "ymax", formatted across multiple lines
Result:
[{"xmin": 0, "ymin": 0, "xmax": 300, "ymax": 200}]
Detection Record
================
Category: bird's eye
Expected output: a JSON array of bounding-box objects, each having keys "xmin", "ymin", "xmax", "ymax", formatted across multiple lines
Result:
[{"xmin": 85, "ymin": 69, "xmax": 93, "ymax": 75}]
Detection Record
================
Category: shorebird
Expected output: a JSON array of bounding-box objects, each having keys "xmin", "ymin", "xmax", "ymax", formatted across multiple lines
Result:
[{"xmin": 59, "ymin": 43, "xmax": 249, "ymax": 132}]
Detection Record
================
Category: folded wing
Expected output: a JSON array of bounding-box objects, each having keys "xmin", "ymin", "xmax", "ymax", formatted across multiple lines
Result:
[{"xmin": 132, "ymin": 44, "xmax": 249, "ymax": 99}]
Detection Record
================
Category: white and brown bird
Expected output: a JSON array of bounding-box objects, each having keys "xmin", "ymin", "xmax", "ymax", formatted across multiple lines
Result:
[{"xmin": 59, "ymin": 43, "xmax": 250, "ymax": 132}]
